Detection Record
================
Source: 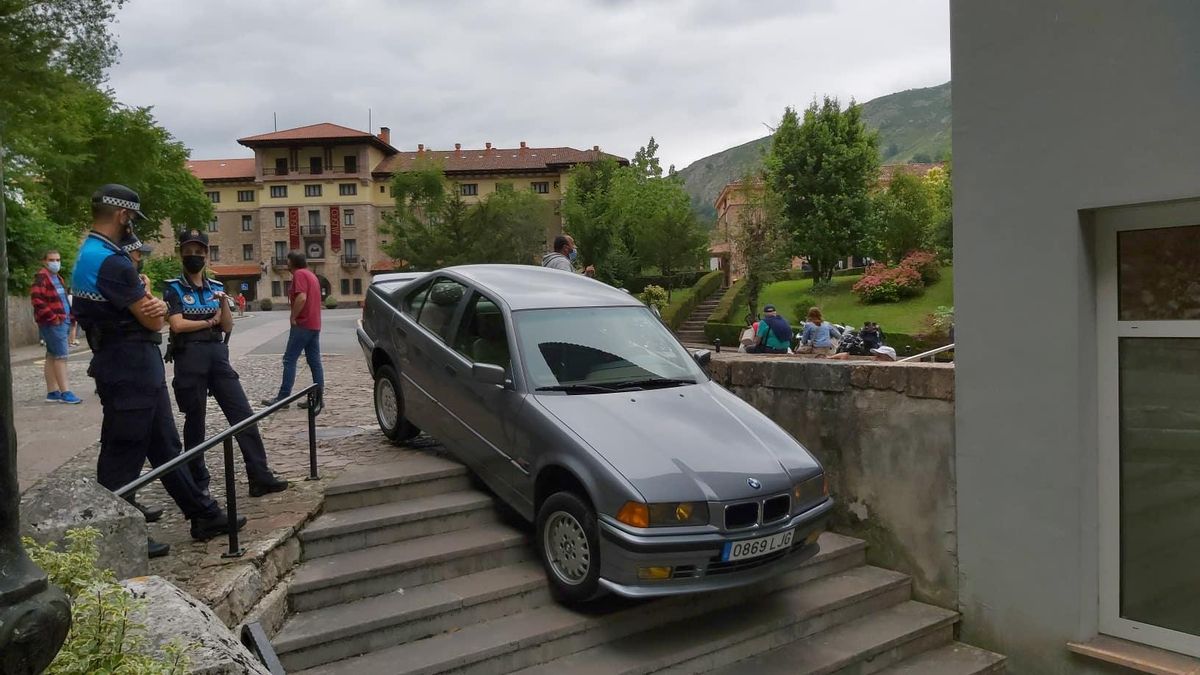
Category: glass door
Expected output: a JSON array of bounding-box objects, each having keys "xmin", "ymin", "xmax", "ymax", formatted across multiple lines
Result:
[{"xmin": 1097, "ymin": 202, "xmax": 1200, "ymax": 657}]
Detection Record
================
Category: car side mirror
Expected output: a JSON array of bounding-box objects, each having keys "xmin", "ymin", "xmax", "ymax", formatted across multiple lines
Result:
[
  {"xmin": 472, "ymin": 362, "xmax": 508, "ymax": 387},
  {"xmin": 692, "ymin": 349, "xmax": 712, "ymax": 367}
]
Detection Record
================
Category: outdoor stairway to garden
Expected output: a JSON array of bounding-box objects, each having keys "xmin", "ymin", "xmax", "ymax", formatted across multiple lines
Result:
[
  {"xmin": 675, "ymin": 287, "xmax": 724, "ymax": 346},
  {"xmin": 274, "ymin": 452, "xmax": 1005, "ymax": 674}
]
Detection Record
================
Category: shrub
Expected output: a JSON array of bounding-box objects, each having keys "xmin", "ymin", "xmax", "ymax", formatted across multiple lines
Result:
[
  {"xmin": 703, "ymin": 322, "xmax": 745, "ymax": 348},
  {"xmin": 259, "ymin": 298, "xmax": 273, "ymax": 311},
  {"xmin": 852, "ymin": 262, "xmax": 925, "ymax": 304},
  {"xmin": 899, "ymin": 250, "xmax": 941, "ymax": 284},
  {"xmin": 324, "ymin": 296, "xmax": 338, "ymax": 309},
  {"xmin": 638, "ymin": 285, "xmax": 669, "ymax": 312},
  {"xmin": 23, "ymin": 528, "xmax": 191, "ymax": 674},
  {"xmin": 922, "ymin": 305, "xmax": 955, "ymax": 340}
]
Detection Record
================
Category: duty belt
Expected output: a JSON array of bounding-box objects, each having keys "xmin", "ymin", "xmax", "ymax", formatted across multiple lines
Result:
[
  {"xmin": 175, "ymin": 329, "xmax": 224, "ymax": 344},
  {"xmin": 87, "ymin": 325, "xmax": 163, "ymax": 350}
]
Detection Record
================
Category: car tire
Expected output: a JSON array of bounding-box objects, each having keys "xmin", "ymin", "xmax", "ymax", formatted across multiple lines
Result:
[
  {"xmin": 536, "ymin": 491, "xmax": 602, "ymax": 604},
  {"xmin": 374, "ymin": 364, "xmax": 420, "ymax": 444}
]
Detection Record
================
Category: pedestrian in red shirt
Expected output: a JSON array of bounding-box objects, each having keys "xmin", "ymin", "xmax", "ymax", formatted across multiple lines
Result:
[
  {"xmin": 30, "ymin": 250, "xmax": 82, "ymax": 403},
  {"xmin": 236, "ymin": 292, "xmax": 246, "ymax": 317},
  {"xmin": 262, "ymin": 251, "xmax": 323, "ymax": 409}
]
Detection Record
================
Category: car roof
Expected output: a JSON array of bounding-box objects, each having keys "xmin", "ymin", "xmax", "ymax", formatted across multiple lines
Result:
[
  {"xmin": 440, "ymin": 264, "xmax": 643, "ymax": 311},
  {"xmin": 372, "ymin": 272, "xmax": 428, "ymax": 284}
]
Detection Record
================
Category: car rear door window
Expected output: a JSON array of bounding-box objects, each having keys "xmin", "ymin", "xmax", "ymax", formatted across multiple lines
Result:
[
  {"xmin": 415, "ymin": 278, "xmax": 468, "ymax": 341},
  {"xmin": 452, "ymin": 293, "xmax": 510, "ymax": 370}
]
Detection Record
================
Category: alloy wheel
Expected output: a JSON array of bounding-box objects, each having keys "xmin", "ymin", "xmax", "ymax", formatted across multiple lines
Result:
[{"xmin": 543, "ymin": 510, "xmax": 591, "ymax": 585}]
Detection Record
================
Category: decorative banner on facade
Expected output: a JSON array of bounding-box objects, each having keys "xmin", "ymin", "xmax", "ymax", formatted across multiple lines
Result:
[
  {"xmin": 330, "ymin": 206, "xmax": 342, "ymax": 252},
  {"xmin": 288, "ymin": 207, "xmax": 300, "ymax": 250}
]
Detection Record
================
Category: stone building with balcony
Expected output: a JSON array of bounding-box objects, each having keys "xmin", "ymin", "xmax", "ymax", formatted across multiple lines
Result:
[{"xmin": 186, "ymin": 122, "xmax": 624, "ymax": 305}]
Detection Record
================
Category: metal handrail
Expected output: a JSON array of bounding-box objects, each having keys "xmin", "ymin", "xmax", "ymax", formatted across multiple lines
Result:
[
  {"xmin": 899, "ymin": 343, "xmax": 956, "ymax": 363},
  {"xmin": 114, "ymin": 383, "xmax": 322, "ymax": 558},
  {"xmin": 240, "ymin": 621, "xmax": 285, "ymax": 674}
]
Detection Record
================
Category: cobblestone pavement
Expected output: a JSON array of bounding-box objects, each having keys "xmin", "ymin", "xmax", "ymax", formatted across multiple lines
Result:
[{"xmin": 46, "ymin": 350, "xmax": 443, "ymax": 621}]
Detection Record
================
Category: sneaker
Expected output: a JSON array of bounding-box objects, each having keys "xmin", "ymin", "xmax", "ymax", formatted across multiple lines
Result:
[
  {"xmin": 147, "ymin": 538, "xmax": 170, "ymax": 559},
  {"xmin": 45, "ymin": 391, "xmax": 61, "ymax": 403},
  {"xmin": 190, "ymin": 511, "xmax": 248, "ymax": 542},
  {"xmin": 59, "ymin": 391, "xmax": 82, "ymax": 404},
  {"xmin": 249, "ymin": 475, "xmax": 290, "ymax": 497}
]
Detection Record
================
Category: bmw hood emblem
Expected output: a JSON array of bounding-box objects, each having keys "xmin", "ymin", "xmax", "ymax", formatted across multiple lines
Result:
[{"xmin": 747, "ymin": 477, "xmax": 762, "ymax": 490}]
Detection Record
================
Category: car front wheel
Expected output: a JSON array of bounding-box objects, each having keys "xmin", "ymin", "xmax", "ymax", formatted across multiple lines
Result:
[
  {"xmin": 536, "ymin": 491, "xmax": 602, "ymax": 603},
  {"xmin": 374, "ymin": 364, "xmax": 420, "ymax": 443}
]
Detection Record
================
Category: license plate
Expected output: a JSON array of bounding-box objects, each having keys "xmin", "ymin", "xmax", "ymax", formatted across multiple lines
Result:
[{"xmin": 721, "ymin": 528, "xmax": 795, "ymax": 562}]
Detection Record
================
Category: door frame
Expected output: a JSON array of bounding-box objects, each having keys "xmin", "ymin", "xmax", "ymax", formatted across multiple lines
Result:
[{"xmin": 1095, "ymin": 198, "xmax": 1200, "ymax": 657}]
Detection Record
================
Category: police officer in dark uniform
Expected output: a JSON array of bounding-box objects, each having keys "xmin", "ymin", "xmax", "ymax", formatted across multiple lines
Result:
[
  {"xmin": 73, "ymin": 184, "xmax": 244, "ymax": 556},
  {"xmin": 164, "ymin": 229, "xmax": 289, "ymax": 497}
]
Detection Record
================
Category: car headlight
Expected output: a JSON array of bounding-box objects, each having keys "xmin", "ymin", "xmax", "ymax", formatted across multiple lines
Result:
[
  {"xmin": 792, "ymin": 473, "xmax": 828, "ymax": 513},
  {"xmin": 617, "ymin": 501, "xmax": 710, "ymax": 527}
]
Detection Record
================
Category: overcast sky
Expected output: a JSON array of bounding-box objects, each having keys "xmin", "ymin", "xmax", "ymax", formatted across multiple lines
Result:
[{"xmin": 106, "ymin": 0, "xmax": 949, "ymax": 170}]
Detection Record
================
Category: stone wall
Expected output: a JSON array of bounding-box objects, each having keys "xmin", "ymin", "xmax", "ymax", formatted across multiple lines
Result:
[
  {"xmin": 708, "ymin": 355, "xmax": 957, "ymax": 608},
  {"xmin": 8, "ymin": 295, "xmax": 38, "ymax": 347}
]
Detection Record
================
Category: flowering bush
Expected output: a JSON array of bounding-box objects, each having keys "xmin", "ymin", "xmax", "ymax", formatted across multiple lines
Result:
[
  {"xmin": 638, "ymin": 284, "xmax": 669, "ymax": 311},
  {"xmin": 899, "ymin": 250, "xmax": 941, "ymax": 284},
  {"xmin": 852, "ymin": 262, "xmax": 925, "ymax": 303}
]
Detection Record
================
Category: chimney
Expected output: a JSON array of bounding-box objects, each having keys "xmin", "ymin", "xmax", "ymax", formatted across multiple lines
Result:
[
  {"xmin": 485, "ymin": 142, "xmax": 492, "ymax": 151},
  {"xmin": 379, "ymin": 126, "xmax": 391, "ymax": 144},
  {"xmin": 519, "ymin": 141, "xmax": 527, "ymax": 154},
  {"xmin": 454, "ymin": 142, "xmax": 462, "ymax": 157},
  {"xmin": 417, "ymin": 143, "xmax": 424, "ymax": 152},
  {"xmin": 593, "ymin": 145, "xmax": 600, "ymax": 152}
]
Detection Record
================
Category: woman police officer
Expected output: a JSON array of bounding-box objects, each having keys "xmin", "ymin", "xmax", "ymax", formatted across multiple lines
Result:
[{"xmin": 164, "ymin": 229, "xmax": 289, "ymax": 497}]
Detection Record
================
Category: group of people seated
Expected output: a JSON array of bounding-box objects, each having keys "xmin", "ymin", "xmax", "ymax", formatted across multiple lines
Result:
[{"xmin": 740, "ymin": 306, "xmax": 897, "ymax": 362}]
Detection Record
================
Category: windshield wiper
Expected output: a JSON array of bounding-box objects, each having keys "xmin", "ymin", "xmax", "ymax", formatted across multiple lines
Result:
[
  {"xmin": 535, "ymin": 383, "xmax": 620, "ymax": 394},
  {"xmin": 608, "ymin": 377, "xmax": 697, "ymax": 390}
]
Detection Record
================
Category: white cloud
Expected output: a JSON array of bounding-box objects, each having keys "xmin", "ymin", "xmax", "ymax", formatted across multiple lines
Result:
[{"xmin": 106, "ymin": 0, "xmax": 949, "ymax": 169}]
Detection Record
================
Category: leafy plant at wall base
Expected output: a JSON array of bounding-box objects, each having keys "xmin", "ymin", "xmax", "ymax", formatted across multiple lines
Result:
[
  {"xmin": 324, "ymin": 296, "xmax": 338, "ymax": 309},
  {"xmin": 638, "ymin": 285, "xmax": 669, "ymax": 311},
  {"xmin": 259, "ymin": 298, "xmax": 273, "ymax": 311},
  {"xmin": 23, "ymin": 528, "xmax": 191, "ymax": 674}
]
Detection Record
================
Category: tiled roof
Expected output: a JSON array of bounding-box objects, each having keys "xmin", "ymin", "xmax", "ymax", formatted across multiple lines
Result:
[
  {"xmin": 209, "ymin": 264, "xmax": 261, "ymax": 277},
  {"xmin": 188, "ymin": 158, "xmax": 255, "ymax": 181},
  {"xmin": 238, "ymin": 123, "xmax": 395, "ymax": 151},
  {"xmin": 373, "ymin": 146, "xmax": 626, "ymax": 175},
  {"xmin": 369, "ymin": 258, "xmax": 399, "ymax": 273}
]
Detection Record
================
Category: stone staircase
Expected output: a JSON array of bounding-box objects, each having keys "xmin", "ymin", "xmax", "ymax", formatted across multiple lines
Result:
[
  {"xmin": 273, "ymin": 453, "xmax": 1005, "ymax": 674},
  {"xmin": 675, "ymin": 289, "xmax": 725, "ymax": 346}
]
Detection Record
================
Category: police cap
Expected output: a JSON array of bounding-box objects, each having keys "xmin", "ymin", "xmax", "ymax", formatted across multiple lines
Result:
[
  {"xmin": 178, "ymin": 228, "xmax": 209, "ymax": 249},
  {"xmin": 119, "ymin": 231, "xmax": 152, "ymax": 256},
  {"xmin": 92, "ymin": 184, "xmax": 147, "ymax": 220}
]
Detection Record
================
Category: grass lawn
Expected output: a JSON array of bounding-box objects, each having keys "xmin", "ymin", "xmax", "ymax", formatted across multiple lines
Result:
[{"xmin": 758, "ymin": 266, "xmax": 953, "ymax": 335}]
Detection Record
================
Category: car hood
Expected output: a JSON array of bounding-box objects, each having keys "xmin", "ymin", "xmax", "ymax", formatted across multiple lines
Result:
[{"xmin": 534, "ymin": 381, "xmax": 819, "ymax": 503}]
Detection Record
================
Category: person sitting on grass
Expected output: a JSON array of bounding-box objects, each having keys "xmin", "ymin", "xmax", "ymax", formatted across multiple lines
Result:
[{"xmin": 750, "ymin": 305, "xmax": 792, "ymax": 354}]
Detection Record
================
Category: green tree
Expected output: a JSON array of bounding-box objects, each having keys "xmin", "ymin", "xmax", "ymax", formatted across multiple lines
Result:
[
  {"xmin": 469, "ymin": 188, "xmax": 552, "ymax": 265},
  {"xmin": 869, "ymin": 171, "xmax": 935, "ymax": 262},
  {"xmin": 925, "ymin": 163, "xmax": 953, "ymax": 255},
  {"xmin": 766, "ymin": 99, "xmax": 879, "ymax": 286},
  {"xmin": 562, "ymin": 156, "xmax": 627, "ymax": 284},
  {"xmin": 630, "ymin": 136, "xmax": 663, "ymax": 180},
  {"xmin": 142, "ymin": 255, "xmax": 182, "ymax": 295},
  {"xmin": 628, "ymin": 178, "xmax": 706, "ymax": 295}
]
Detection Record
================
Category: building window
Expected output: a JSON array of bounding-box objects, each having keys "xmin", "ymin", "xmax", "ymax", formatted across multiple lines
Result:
[
  {"xmin": 274, "ymin": 241, "xmax": 287, "ymax": 259},
  {"xmin": 270, "ymin": 185, "xmax": 287, "ymax": 198},
  {"xmin": 242, "ymin": 244, "xmax": 254, "ymax": 261},
  {"xmin": 345, "ymin": 239, "xmax": 358, "ymax": 256},
  {"xmin": 460, "ymin": 183, "xmax": 478, "ymax": 196},
  {"xmin": 206, "ymin": 191, "xmax": 220, "ymax": 203},
  {"xmin": 344, "ymin": 155, "xmax": 358, "ymax": 173},
  {"xmin": 241, "ymin": 215, "xmax": 253, "ymax": 232},
  {"xmin": 274, "ymin": 211, "xmax": 285, "ymax": 228},
  {"xmin": 309, "ymin": 157, "xmax": 322, "ymax": 175},
  {"xmin": 353, "ymin": 278, "xmax": 362, "ymax": 295},
  {"xmin": 237, "ymin": 190, "xmax": 255, "ymax": 202},
  {"xmin": 304, "ymin": 184, "xmax": 322, "ymax": 197},
  {"xmin": 210, "ymin": 246, "xmax": 220, "ymax": 262},
  {"xmin": 272, "ymin": 280, "xmax": 281, "ymax": 296},
  {"xmin": 495, "ymin": 182, "xmax": 513, "ymax": 192},
  {"xmin": 308, "ymin": 210, "xmax": 320, "ymax": 227},
  {"xmin": 340, "ymin": 278, "xmax": 350, "ymax": 296},
  {"xmin": 208, "ymin": 216, "xmax": 218, "ymax": 233},
  {"xmin": 339, "ymin": 183, "xmax": 357, "ymax": 196},
  {"xmin": 274, "ymin": 158, "xmax": 288, "ymax": 176},
  {"xmin": 380, "ymin": 185, "xmax": 385, "ymax": 193},
  {"xmin": 344, "ymin": 209, "xmax": 355, "ymax": 226},
  {"xmin": 531, "ymin": 181, "xmax": 550, "ymax": 194}
]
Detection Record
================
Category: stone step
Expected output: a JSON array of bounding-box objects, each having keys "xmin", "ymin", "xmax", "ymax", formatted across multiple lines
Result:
[
  {"xmin": 299, "ymin": 490, "xmax": 498, "ymax": 560},
  {"xmin": 322, "ymin": 454, "xmax": 471, "ymax": 512},
  {"xmin": 296, "ymin": 544, "xmax": 887, "ymax": 675},
  {"xmin": 703, "ymin": 600, "xmax": 958, "ymax": 675},
  {"xmin": 289, "ymin": 523, "xmax": 532, "ymax": 612},
  {"xmin": 276, "ymin": 562, "xmax": 550, "ymax": 672},
  {"xmin": 679, "ymin": 321, "xmax": 707, "ymax": 330},
  {"xmin": 876, "ymin": 642, "xmax": 1007, "ymax": 674}
]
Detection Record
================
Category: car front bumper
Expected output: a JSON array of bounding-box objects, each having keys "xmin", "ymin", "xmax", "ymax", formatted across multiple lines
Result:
[{"xmin": 596, "ymin": 497, "xmax": 834, "ymax": 598}]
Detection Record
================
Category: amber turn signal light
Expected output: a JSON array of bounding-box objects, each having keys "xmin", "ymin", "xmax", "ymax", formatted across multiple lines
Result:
[{"xmin": 617, "ymin": 501, "xmax": 650, "ymax": 528}]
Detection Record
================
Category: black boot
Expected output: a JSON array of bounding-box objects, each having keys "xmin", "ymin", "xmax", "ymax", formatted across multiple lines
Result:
[
  {"xmin": 128, "ymin": 498, "xmax": 163, "ymax": 523},
  {"xmin": 261, "ymin": 397, "xmax": 289, "ymax": 408},
  {"xmin": 249, "ymin": 475, "xmax": 290, "ymax": 497},
  {"xmin": 190, "ymin": 511, "xmax": 248, "ymax": 541},
  {"xmin": 147, "ymin": 537, "xmax": 170, "ymax": 558}
]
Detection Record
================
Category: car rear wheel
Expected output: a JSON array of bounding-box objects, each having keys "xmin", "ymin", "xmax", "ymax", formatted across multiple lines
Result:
[
  {"xmin": 374, "ymin": 364, "xmax": 420, "ymax": 443},
  {"xmin": 537, "ymin": 491, "xmax": 601, "ymax": 603}
]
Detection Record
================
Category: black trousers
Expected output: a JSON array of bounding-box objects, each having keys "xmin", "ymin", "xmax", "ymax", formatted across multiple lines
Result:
[
  {"xmin": 171, "ymin": 341, "xmax": 273, "ymax": 493},
  {"xmin": 92, "ymin": 342, "xmax": 219, "ymax": 520}
]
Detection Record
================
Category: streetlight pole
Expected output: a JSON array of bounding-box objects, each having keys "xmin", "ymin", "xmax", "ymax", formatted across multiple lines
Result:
[{"xmin": 0, "ymin": 128, "xmax": 71, "ymax": 673}]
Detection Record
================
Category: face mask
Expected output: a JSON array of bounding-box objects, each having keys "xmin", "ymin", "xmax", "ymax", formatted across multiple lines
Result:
[
  {"xmin": 568, "ymin": 249, "xmax": 579, "ymax": 263},
  {"xmin": 47, "ymin": 261, "xmax": 61, "ymax": 273},
  {"xmin": 182, "ymin": 255, "xmax": 206, "ymax": 274}
]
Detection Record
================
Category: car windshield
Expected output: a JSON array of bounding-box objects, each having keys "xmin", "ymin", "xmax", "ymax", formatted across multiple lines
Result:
[{"xmin": 514, "ymin": 306, "xmax": 705, "ymax": 392}]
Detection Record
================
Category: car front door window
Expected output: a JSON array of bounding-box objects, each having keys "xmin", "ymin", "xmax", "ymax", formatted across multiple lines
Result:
[
  {"xmin": 453, "ymin": 294, "xmax": 511, "ymax": 371},
  {"xmin": 415, "ymin": 278, "xmax": 468, "ymax": 342}
]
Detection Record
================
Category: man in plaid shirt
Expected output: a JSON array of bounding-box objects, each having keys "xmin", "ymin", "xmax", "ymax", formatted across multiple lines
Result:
[{"xmin": 31, "ymin": 250, "xmax": 82, "ymax": 404}]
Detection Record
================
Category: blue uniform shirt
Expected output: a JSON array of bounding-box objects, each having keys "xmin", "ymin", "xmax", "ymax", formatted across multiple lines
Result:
[
  {"xmin": 164, "ymin": 276, "xmax": 224, "ymax": 321},
  {"xmin": 71, "ymin": 232, "xmax": 147, "ymax": 335}
]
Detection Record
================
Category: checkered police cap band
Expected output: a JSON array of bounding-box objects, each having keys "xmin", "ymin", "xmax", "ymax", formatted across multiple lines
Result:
[{"xmin": 100, "ymin": 195, "xmax": 141, "ymax": 211}]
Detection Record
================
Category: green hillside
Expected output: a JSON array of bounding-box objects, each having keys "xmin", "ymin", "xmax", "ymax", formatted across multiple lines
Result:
[{"xmin": 678, "ymin": 81, "xmax": 951, "ymax": 222}]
